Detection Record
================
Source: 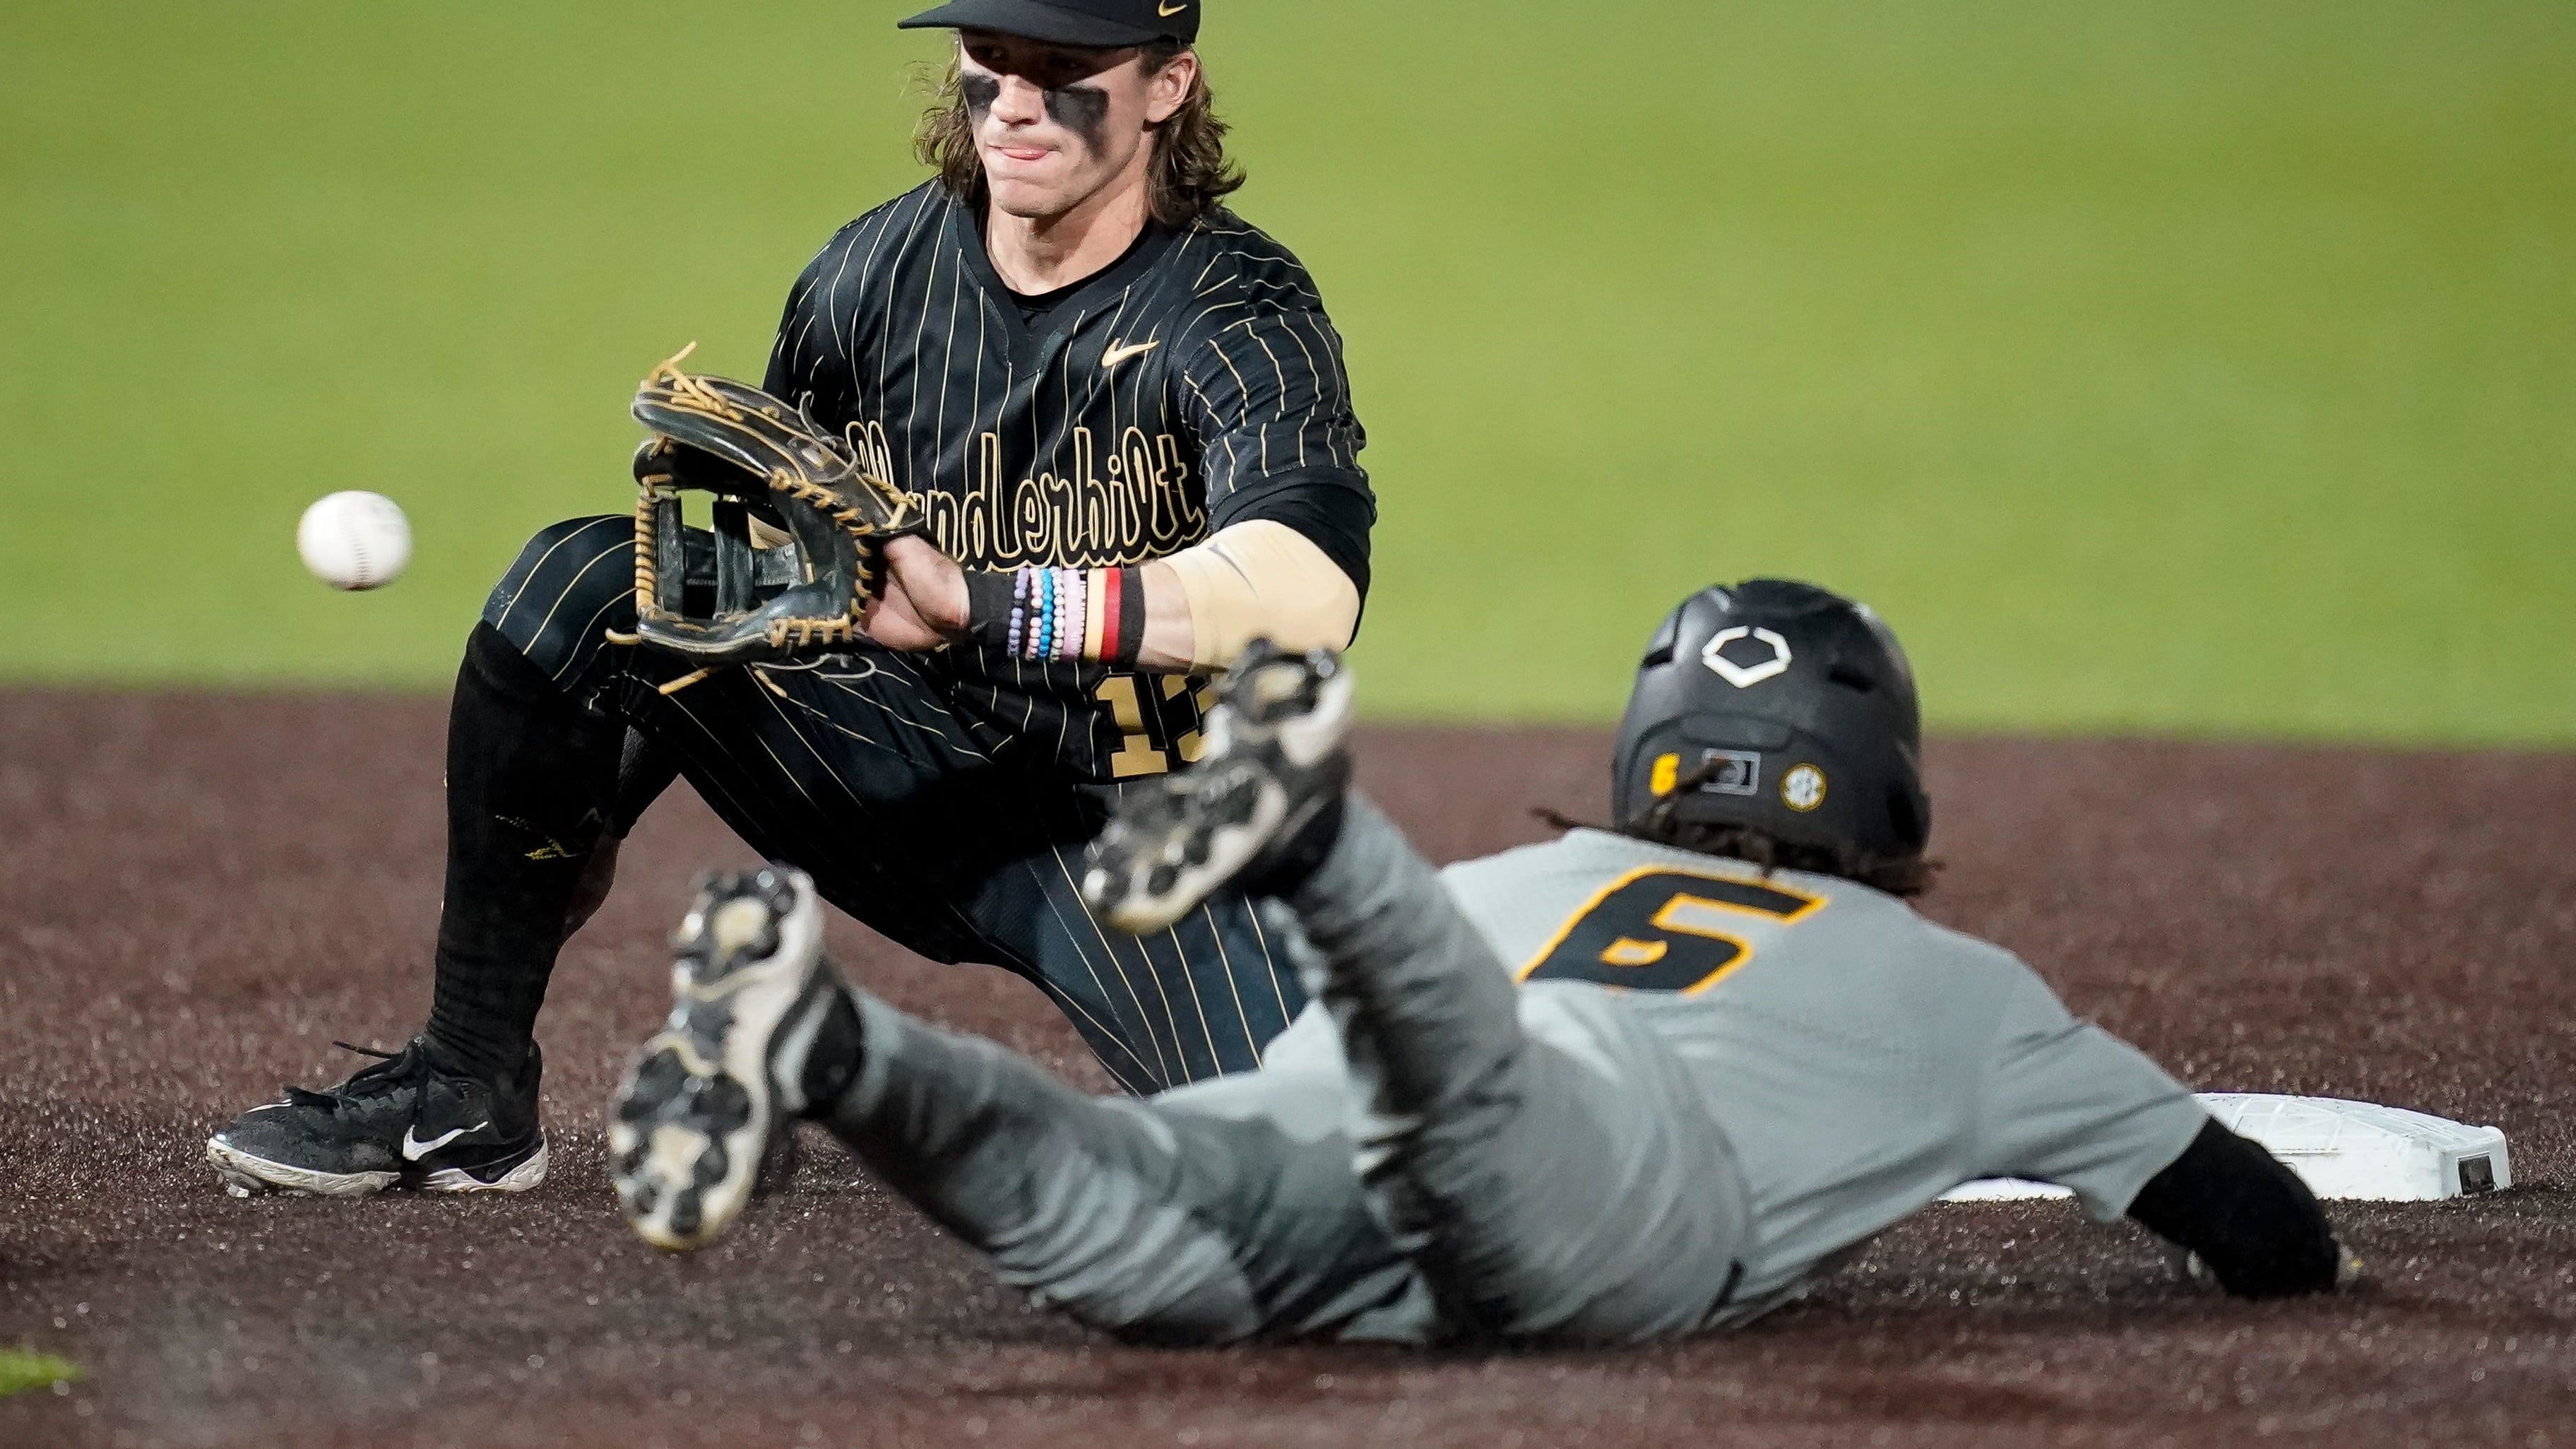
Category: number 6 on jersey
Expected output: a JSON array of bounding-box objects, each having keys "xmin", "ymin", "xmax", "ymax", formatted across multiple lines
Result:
[{"xmin": 1519, "ymin": 867, "xmax": 1825, "ymax": 995}]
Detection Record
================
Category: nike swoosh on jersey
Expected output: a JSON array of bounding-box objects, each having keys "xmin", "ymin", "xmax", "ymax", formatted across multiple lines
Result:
[
  {"xmin": 401, "ymin": 1123, "xmax": 482, "ymax": 1161},
  {"xmin": 1101, "ymin": 339, "xmax": 1161, "ymax": 369}
]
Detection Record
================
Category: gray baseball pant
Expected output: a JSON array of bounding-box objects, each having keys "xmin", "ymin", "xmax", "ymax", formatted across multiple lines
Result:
[{"xmin": 809, "ymin": 797, "xmax": 1755, "ymax": 1346}]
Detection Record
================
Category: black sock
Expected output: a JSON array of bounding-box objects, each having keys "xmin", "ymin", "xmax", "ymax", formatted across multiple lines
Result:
[
  {"xmin": 797, "ymin": 984, "xmax": 867, "ymax": 1111},
  {"xmin": 423, "ymin": 624, "xmax": 625, "ymax": 1083},
  {"xmin": 1241, "ymin": 789, "xmax": 1349, "ymax": 900}
]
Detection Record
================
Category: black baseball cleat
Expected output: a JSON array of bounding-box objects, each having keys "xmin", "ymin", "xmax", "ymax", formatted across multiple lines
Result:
[
  {"xmin": 206, "ymin": 1038, "xmax": 547, "ymax": 1197},
  {"xmin": 608, "ymin": 865, "xmax": 857, "ymax": 1253},
  {"xmin": 1082, "ymin": 641, "xmax": 1355, "ymax": 935}
]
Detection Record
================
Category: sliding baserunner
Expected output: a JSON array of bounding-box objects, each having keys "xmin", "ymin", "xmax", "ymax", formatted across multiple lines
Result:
[{"xmin": 607, "ymin": 582, "xmax": 2355, "ymax": 1343}]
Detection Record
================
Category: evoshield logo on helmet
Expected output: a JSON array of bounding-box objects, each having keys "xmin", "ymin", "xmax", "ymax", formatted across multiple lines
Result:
[{"xmin": 1702, "ymin": 627, "xmax": 1793, "ymax": 688}]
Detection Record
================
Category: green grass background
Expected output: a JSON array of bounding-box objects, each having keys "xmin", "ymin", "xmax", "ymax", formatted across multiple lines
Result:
[
  {"xmin": 0, "ymin": 1348, "xmax": 78, "ymax": 1398},
  {"xmin": 4, "ymin": 2, "xmax": 2569, "ymax": 741}
]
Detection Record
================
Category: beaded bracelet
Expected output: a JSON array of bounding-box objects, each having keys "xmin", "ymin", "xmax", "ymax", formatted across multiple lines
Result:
[
  {"xmin": 963, "ymin": 564, "xmax": 1151, "ymax": 667},
  {"xmin": 1059, "ymin": 569, "xmax": 1086, "ymax": 663}
]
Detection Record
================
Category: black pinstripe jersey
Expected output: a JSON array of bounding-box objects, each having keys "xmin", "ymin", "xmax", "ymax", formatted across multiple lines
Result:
[{"xmin": 762, "ymin": 182, "xmax": 1375, "ymax": 782}]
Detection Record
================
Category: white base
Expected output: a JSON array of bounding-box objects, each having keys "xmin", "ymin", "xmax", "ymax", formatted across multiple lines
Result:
[{"xmin": 1941, "ymin": 1093, "xmax": 2512, "ymax": 1205}]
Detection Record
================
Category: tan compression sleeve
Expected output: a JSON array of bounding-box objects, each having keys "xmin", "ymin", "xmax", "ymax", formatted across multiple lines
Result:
[{"xmin": 1158, "ymin": 520, "xmax": 1363, "ymax": 672}]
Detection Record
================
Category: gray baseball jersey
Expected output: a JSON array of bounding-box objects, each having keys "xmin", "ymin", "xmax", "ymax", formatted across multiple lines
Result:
[
  {"xmin": 1423, "ymin": 827, "xmax": 2211, "ymax": 1311},
  {"xmin": 1162, "ymin": 822, "xmax": 2212, "ymax": 1332}
]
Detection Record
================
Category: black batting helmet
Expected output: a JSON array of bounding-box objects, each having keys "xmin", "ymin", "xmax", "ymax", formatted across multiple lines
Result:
[{"xmin": 1610, "ymin": 580, "xmax": 1930, "ymax": 875}]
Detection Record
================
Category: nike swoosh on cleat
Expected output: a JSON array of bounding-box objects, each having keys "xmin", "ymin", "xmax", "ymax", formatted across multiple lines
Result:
[
  {"xmin": 402, "ymin": 1123, "xmax": 482, "ymax": 1161},
  {"xmin": 1101, "ymin": 339, "xmax": 1161, "ymax": 370}
]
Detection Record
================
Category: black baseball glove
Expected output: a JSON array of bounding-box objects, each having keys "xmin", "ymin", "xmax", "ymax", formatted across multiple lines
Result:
[{"xmin": 624, "ymin": 347, "xmax": 924, "ymax": 666}]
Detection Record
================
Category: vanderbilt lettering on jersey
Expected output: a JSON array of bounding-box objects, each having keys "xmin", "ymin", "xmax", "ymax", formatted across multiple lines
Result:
[
  {"xmin": 766, "ymin": 183, "xmax": 1374, "ymax": 780},
  {"xmin": 841, "ymin": 420, "xmax": 1206, "ymax": 567},
  {"xmin": 931, "ymin": 425, "xmax": 1204, "ymax": 567}
]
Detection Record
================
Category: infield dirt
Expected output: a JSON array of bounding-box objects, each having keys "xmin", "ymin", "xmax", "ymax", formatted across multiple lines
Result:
[{"xmin": 3, "ymin": 693, "xmax": 2572, "ymax": 1448}]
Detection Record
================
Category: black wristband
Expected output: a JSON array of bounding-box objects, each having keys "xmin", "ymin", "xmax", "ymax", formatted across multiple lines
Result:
[
  {"xmin": 1112, "ymin": 567, "xmax": 1148, "ymax": 665},
  {"xmin": 958, "ymin": 564, "xmax": 1148, "ymax": 664},
  {"xmin": 961, "ymin": 569, "xmax": 1021, "ymax": 651}
]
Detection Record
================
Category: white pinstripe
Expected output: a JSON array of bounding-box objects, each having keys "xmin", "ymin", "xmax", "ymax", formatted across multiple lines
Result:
[
  {"xmin": 1240, "ymin": 901, "xmax": 1294, "ymax": 1029},
  {"xmin": 1192, "ymin": 900, "xmax": 1265, "ymax": 1068},
  {"xmin": 489, "ymin": 517, "xmax": 627, "ymax": 635},
  {"xmin": 557, "ymin": 586, "xmax": 638, "ymax": 683},
  {"xmin": 1028, "ymin": 846, "xmax": 1175, "ymax": 1085},
  {"xmin": 1038, "ymin": 843, "xmax": 1192, "ymax": 1084},
  {"xmin": 1152, "ymin": 917, "xmax": 1227, "ymax": 1081},
  {"xmin": 516, "ymin": 540, "xmax": 634, "ymax": 675}
]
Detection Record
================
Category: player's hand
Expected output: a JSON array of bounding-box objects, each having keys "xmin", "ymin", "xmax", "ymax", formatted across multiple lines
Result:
[{"xmin": 862, "ymin": 535, "xmax": 970, "ymax": 651}]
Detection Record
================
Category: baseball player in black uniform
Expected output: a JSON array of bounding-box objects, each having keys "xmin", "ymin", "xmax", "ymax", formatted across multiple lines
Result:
[{"xmin": 208, "ymin": 0, "xmax": 1376, "ymax": 1196}]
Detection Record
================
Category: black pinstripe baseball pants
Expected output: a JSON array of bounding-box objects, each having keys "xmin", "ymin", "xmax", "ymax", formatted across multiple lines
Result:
[{"xmin": 480, "ymin": 516, "xmax": 1305, "ymax": 1094}]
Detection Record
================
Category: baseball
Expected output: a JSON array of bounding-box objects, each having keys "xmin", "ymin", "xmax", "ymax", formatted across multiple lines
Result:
[{"xmin": 297, "ymin": 490, "xmax": 413, "ymax": 591}]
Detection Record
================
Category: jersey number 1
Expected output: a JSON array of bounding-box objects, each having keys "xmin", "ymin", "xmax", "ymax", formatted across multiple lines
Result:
[
  {"xmin": 1519, "ymin": 867, "xmax": 1824, "ymax": 995},
  {"xmin": 1095, "ymin": 675, "xmax": 1218, "ymax": 779}
]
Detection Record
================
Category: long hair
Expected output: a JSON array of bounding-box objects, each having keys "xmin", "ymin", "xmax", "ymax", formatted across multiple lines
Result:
[
  {"xmin": 1623, "ymin": 817, "xmax": 1937, "ymax": 899},
  {"xmin": 914, "ymin": 41, "xmax": 1245, "ymax": 228}
]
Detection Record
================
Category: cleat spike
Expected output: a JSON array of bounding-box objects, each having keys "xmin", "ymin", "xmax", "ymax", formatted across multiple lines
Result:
[
  {"xmin": 609, "ymin": 864, "xmax": 843, "ymax": 1253},
  {"xmin": 1080, "ymin": 646, "xmax": 1354, "ymax": 934}
]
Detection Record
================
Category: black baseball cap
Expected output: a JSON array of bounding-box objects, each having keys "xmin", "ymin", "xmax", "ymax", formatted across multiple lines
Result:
[{"xmin": 898, "ymin": 0, "xmax": 1199, "ymax": 47}]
